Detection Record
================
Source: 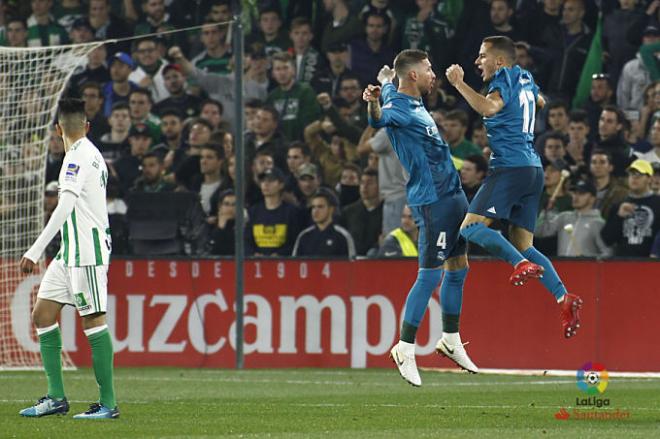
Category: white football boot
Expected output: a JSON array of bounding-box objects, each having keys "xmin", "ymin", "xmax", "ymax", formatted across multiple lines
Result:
[
  {"xmin": 389, "ymin": 341, "xmax": 422, "ymax": 387},
  {"xmin": 435, "ymin": 334, "xmax": 479, "ymax": 374}
]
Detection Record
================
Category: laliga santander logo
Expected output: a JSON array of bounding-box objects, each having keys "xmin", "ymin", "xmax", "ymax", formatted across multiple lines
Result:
[{"xmin": 576, "ymin": 361, "xmax": 609, "ymax": 395}]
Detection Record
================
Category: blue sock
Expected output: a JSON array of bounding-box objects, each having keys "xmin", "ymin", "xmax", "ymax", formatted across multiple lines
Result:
[
  {"xmin": 401, "ymin": 268, "xmax": 443, "ymax": 342},
  {"xmin": 521, "ymin": 247, "xmax": 567, "ymax": 301},
  {"xmin": 460, "ymin": 222, "xmax": 525, "ymax": 266},
  {"xmin": 440, "ymin": 268, "xmax": 468, "ymax": 333}
]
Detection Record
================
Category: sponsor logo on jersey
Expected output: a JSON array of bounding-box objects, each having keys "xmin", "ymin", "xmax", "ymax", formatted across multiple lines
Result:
[
  {"xmin": 65, "ymin": 163, "xmax": 80, "ymax": 182},
  {"xmin": 426, "ymin": 125, "xmax": 438, "ymax": 136}
]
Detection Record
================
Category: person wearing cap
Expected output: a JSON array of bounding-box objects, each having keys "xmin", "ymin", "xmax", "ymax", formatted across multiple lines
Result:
[
  {"xmin": 295, "ymin": 163, "xmax": 322, "ymax": 208},
  {"xmin": 311, "ymin": 42, "xmax": 352, "ymax": 96},
  {"xmin": 601, "ymin": 159, "xmax": 660, "ymax": 257},
  {"xmin": 635, "ymin": 118, "xmax": 660, "ymax": 165},
  {"xmin": 113, "ymin": 123, "xmax": 153, "ymax": 195},
  {"xmin": 68, "ymin": 17, "xmax": 94, "ymax": 43},
  {"xmin": 247, "ymin": 7, "xmax": 291, "ymax": 57},
  {"xmin": 102, "ymin": 52, "xmax": 139, "ymax": 117},
  {"xmin": 293, "ymin": 189, "xmax": 356, "ymax": 258},
  {"xmin": 245, "ymin": 167, "xmax": 305, "ymax": 256},
  {"xmin": 192, "ymin": 21, "xmax": 233, "ymax": 75},
  {"xmin": 617, "ymin": 26, "xmax": 660, "ymax": 114},
  {"xmin": 320, "ymin": 0, "xmax": 363, "ymax": 53},
  {"xmin": 26, "ymin": 0, "xmax": 69, "ymax": 47},
  {"xmin": 129, "ymin": 37, "xmax": 171, "ymax": 104},
  {"xmin": 536, "ymin": 180, "xmax": 612, "ymax": 257},
  {"xmin": 153, "ymin": 64, "xmax": 203, "ymax": 118},
  {"xmin": 289, "ymin": 17, "xmax": 325, "ymax": 84}
]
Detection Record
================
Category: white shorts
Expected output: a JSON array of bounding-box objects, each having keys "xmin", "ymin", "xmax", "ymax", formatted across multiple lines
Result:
[{"xmin": 38, "ymin": 258, "xmax": 108, "ymax": 316}]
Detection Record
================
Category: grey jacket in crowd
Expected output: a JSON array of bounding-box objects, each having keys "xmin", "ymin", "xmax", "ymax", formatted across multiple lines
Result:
[
  {"xmin": 536, "ymin": 209, "xmax": 613, "ymax": 257},
  {"xmin": 617, "ymin": 53, "xmax": 651, "ymax": 113}
]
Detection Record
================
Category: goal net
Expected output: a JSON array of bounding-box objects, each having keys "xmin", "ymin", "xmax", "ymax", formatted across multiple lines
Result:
[{"xmin": 0, "ymin": 42, "xmax": 101, "ymax": 370}]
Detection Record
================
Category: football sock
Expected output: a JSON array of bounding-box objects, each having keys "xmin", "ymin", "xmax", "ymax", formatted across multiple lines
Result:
[
  {"xmin": 86, "ymin": 325, "xmax": 116, "ymax": 409},
  {"xmin": 521, "ymin": 247, "xmax": 567, "ymax": 301},
  {"xmin": 460, "ymin": 222, "xmax": 525, "ymax": 266},
  {"xmin": 400, "ymin": 268, "xmax": 444, "ymax": 343},
  {"xmin": 37, "ymin": 323, "xmax": 65, "ymax": 400},
  {"xmin": 440, "ymin": 268, "xmax": 468, "ymax": 333}
]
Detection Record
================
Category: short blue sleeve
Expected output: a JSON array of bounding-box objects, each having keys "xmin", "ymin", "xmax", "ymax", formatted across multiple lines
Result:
[
  {"xmin": 487, "ymin": 68, "xmax": 511, "ymax": 106},
  {"xmin": 368, "ymin": 83, "xmax": 411, "ymax": 128}
]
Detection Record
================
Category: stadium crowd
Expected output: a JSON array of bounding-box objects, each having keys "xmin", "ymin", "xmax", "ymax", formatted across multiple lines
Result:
[{"xmin": 1, "ymin": 0, "xmax": 659, "ymax": 258}]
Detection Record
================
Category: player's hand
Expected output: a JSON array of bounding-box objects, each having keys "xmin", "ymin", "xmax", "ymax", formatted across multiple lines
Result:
[
  {"xmin": 19, "ymin": 257, "xmax": 36, "ymax": 274},
  {"xmin": 377, "ymin": 65, "xmax": 395, "ymax": 85},
  {"xmin": 617, "ymin": 202, "xmax": 636, "ymax": 218},
  {"xmin": 362, "ymin": 85, "xmax": 381, "ymax": 102},
  {"xmin": 445, "ymin": 64, "xmax": 464, "ymax": 87},
  {"xmin": 316, "ymin": 92, "xmax": 332, "ymax": 110},
  {"xmin": 168, "ymin": 46, "xmax": 184, "ymax": 62}
]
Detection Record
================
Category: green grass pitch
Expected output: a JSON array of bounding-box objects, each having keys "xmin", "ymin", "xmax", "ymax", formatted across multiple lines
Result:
[{"xmin": 1, "ymin": 368, "xmax": 659, "ymax": 438}]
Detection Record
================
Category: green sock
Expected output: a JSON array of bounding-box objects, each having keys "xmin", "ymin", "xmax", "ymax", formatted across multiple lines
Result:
[
  {"xmin": 400, "ymin": 321, "xmax": 418, "ymax": 343},
  {"xmin": 39, "ymin": 326, "xmax": 65, "ymax": 400},
  {"xmin": 88, "ymin": 328, "xmax": 116, "ymax": 408}
]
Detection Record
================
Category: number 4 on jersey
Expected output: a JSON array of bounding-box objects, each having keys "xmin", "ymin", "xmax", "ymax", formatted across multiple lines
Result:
[
  {"xmin": 436, "ymin": 232, "xmax": 447, "ymax": 249},
  {"xmin": 519, "ymin": 90, "xmax": 535, "ymax": 134}
]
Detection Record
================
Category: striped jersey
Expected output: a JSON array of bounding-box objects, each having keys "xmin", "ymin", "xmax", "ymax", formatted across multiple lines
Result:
[{"xmin": 56, "ymin": 137, "xmax": 111, "ymax": 267}]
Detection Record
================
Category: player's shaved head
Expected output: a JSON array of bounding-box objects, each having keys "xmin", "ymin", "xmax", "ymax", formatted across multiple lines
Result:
[
  {"xmin": 393, "ymin": 49, "xmax": 428, "ymax": 76},
  {"xmin": 56, "ymin": 98, "xmax": 87, "ymax": 134},
  {"xmin": 482, "ymin": 35, "xmax": 516, "ymax": 64}
]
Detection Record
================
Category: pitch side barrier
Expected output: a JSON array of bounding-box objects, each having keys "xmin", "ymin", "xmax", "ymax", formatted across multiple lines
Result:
[{"xmin": 5, "ymin": 258, "xmax": 658, "ymax": 371}]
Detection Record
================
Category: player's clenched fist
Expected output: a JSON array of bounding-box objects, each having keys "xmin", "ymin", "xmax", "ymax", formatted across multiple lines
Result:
[
  {"xmin": 168, "ymin": 46, "xmax": 184, "ymax": 61},
  {"xmin": 377, "ymin": 65, "xmax": 395, "ymax": 85},
  {"xmin": 19, "ymin": 256, "xmax": 36, "ymax": 274},
  {"xmin": 363, "ymin": 85, "xmax": 381, "ymax": 102},
  {"xmin": 445, "ymin": 64, "xmax": 464, "ymax": 86}
]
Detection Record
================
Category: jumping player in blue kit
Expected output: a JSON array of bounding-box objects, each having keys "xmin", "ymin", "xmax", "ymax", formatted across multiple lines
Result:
[
  {"xmin": 364, "ymin": 49, "xmax": 478, "ymax": 386},
  {"xmin": 446, "ymin": 36, "xmax": 582, "ymax": 339}
]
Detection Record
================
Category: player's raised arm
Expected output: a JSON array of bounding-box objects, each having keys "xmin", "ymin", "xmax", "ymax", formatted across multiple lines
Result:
[
  {"xmin": 446, "ymin": 64, "xmax": 504, "ymax": 117},
  {"xmin": 363, "ymin": 84, "xmax": 383, "ymax": 121}
]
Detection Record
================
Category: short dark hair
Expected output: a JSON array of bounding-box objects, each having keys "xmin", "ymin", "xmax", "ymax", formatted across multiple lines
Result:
[
  {"xmin": 363, "ymin": 168, "xmax": 378, "ymax": 179},
  {"xmin": 482, "ymin": 35, "xmax": 516, "ymax": 63},
  {"xmin": 259, "ymin": 105, "xmax": 280, "ymax": 124},
  {"xmin": 56, "ymin": 98, "xmax": 86, "ymax": 131},
  {"xmin": 287, "ymin": 141, "xmax": 311, "ymax": 157},
  {"xmin": 393, "ymin": 49, "xmax": 429, "ymax": 76},
  {"xmin": 110, "ymin": 102, "xmax": 130, "ymax": 113},
  {"xmin": 445, "ymin": 110, "xmax": 469, "ymax": 128},
  {"xmin": 245, "ymin": 98, "xmax": 263, "ymax": 110},
  {"xmin": 290, "ymin": 16, "xmax": 312, "ymax": 31},
  {"xmin": 141, "ymin": 151, "xmax": 163, "ymax": 163},
  {"xmin": 129, "ymin": 88, "xmax": 153, "ymax": 103},
  {"xmin": 590, "ymin": 148, "xmax": 613, "ymax": 164},
  {"xmin": 271, "ymin": 51, "xmax": 294, "ymax": 67},
  {"xmin": 312, "ymin": 188, "xmax": 339, "ymax": 208},
  {"xmin": 340, "ymin": 73, "xmax": 361, "ymax": 87},
  {"xmin": 547, "ymin": 100, "xmax": 569, "ymax": 113},
  {"xmin": 342, "ymin": 163, "xmax": 362, "ymax": 177},
  {"xmin": 201, "ymin": 143, "xmax": 225, "ymax": 160},
  {"xmin": 602, "ymin": 104, "xmax": 625, "ymax": 125},
  {"xmin": 569, "ymin": 109, "xmax": 589, "ymax": 125},
  {"xmin": 159, "ymin": 108, "xmax": 183, "ymax": 119},
  {"xmin": 80, "ymin": 81, "xmax": 102, "ymax": 96},
  {"xmin": 6, "ymin": 17, "xmax": 27, "ymax": 29},
  {"xmin": 544, "ymin": 131, "xmax": 568, "ymax": 147},
  {"xmin": 191, "ymin": 117, "xmax": 214, "ymax": 132},
  {"xmin": 464, "ymin": 154, "xmax": 488, "ymax": 175},
  {"xmin": 201, "ymin": 98, "xmax": 224, "ymax": 115},
  {"xmin": 363, "ymin": 10, "xmax": 391, "ymax": 29}
]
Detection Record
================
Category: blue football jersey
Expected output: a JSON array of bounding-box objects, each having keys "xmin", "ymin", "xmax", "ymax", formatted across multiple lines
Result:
[
  {"xmin": 484, "ymin": 65, "xmax": 542, "ymax": 168},
  {"xmin": 368, "ymin": 82, "xmax": 461, "ymax": 206}
]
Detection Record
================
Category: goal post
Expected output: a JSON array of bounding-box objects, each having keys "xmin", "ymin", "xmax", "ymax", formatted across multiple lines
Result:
[{"xmin": 0, "ymin": 42, "xmax": 102, "ymax": 370}]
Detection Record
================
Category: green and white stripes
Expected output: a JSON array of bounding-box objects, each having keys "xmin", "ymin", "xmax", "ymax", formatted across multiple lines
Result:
[{"xmin": 85, "ymin": 266, "xmax": 101, "ymax": 313}]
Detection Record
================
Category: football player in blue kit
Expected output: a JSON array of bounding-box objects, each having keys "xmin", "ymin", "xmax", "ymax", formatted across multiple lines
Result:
[
  {"xmin": 364, "ymin": 49, "xmax": 478, "ymax": 386},
  {"xmin": 446, "ymin": 36, "xmax": 582, "ymax": 339}
]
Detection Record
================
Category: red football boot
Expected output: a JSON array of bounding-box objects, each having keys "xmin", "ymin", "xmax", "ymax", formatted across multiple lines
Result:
[
  {"xmin": 560, "ymin": 293, "xmax": 583, "ymax": 338},
  {"xmin": 509, "ymin": 260, "xmax": 544, "ymax": 286}
]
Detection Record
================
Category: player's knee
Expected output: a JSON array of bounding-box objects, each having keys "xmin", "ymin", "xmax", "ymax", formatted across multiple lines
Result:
[
  {"xmin": 32, "ymin": 308, "xmax": 53, "ymax": 328},
  {"xmin": 444, "ymin": 254, "xmax": 468, "ymax": 271}
]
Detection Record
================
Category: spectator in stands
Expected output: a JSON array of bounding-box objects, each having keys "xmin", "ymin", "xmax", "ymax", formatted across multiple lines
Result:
[
  {"xmin": 653, "ymin": 162, "xmax": 660, "ymax": 194},
  {"xmin": 542, "ymin": 101, "xmax": 570, "ymax": 141},
  {"xmin": 289, "ymin": 17, "xmax": 324, "ymax": 84},
  {"xmin": 513, "ymin": 41, "xmax": 539, "ymax": 78},
  {"xmin": 194, "ymin": 144, "xmax": 228, "ymax": 215},
  {"xmin": 129, "ymin": 37, "xmax": 170, "ymax": 104},
  {"xmin": 602, "ymin": 0, "xmax": 644, "ymax": 86},
  {"xmin": 541, "ymin": 159, "xmax": 572, "ymax": 212},
  {"xmin": 316, "ymin": 92, "xmax": 364, "ymax": 146},
  {"xmin": 246, "ymin": 150, "xmax": 275, "ymax": 206},
  {"xmin": 311, "ymin": 43, "xmax": 352, "ymax": 96},
  {"xmin": 601, "ymin": 159, "xmax": 660, "ymax": 256},
  {"xmin": 88, "ymin": 0, "xmax": 131, "ymax": 53},
  {"xmin": 52, "ymin": 1, "xmax": 85, "ymax": 32},
  {"xmin": 634, "ymin": 118, "xmax": 660, "ymax": 165},
  {"xmin": 68, "ymin": 17, "xmax": 94, "ymax": 43},
  {"xmin": 168, "ymin": 45, "xmax": 267, "ymax": 128},
  {"xmin": 153, "ymin": 64, "xmax": 202, "ymax": 119},
  {"xmin": 340, "ymin": 168, "xmax": 383, "ymax": 256},
  {"xmin": 350, "ymin": 10, "xmax": 395, "ymax": 89},
  {"xmin": 99, "ymin": 102, "xmax": 131, "ymax": 162},
  {"xmin": 172, "ymin": 118, "xmax": 213, "ymax": 188},
  {"xmin": 267, "ymin": 51, "xmax": 321, "ymax": 142},
  {"xmin": 542, "ymin": 132, "xmax": 568, "ymax": 164},
  {"xmin": 245, "ymin": 105, "xmax": 287, "ymax": 170},
  {"xmin": 45, "ymin": 127, "xmax": 64, "ymax": 184},
  {"xmin": 3, "ymin": 17, "xmax": 28, "ymax": 47},
  {"xmin": 295, "ymin": 163, "xmax": 322, "ymax": 208},
  {"xmin": 128, "ymin": 88, "xmax": 161, "ymax": 145},
  {"xmin": 584, "ymin": 74, "xmax": 615, "ymax": 139},
  {"xmin": 130, "ymin": 152, "xmax": 176, "ymax": 193},
  {"xmin": 460, "ymin": 154, "xmax": 488, "ymax": 203},
  {"xmin": 114, "ymin": 123, "xmax": 153, "ymax": 195},
  {"xmin": 337, "ymin": 75, "xmax": 369, "ymax": 129},
  {"xmin": 249, "ymin": 7, "xmax": 291, "ymax": 56},
  {"xmin": 320, "ymin": 0, "xmax": 363, "ymax": 53},
  {"xmin": 639, "ymin": 81, "xmax": 660, "ymax": 139},
  {"xmin": 243, "ymin": 46, "xmax": 270, "ymax": 103},
  {"xmin": 200, "ymin": 99, "xmax": 228, "ymax": 132},
  {"xmin": 246, "ymin": 167, "xmax": 304, "ymax": 256},
  {"xmin": 192, "ymin": 21, "xmax": 232, "ymax": 74},
  {"xmin": 378, "ymin": 205, "xmax": 418, "ymax": 258},
  {"xmin": 536, "ymin": 180, "xmax": 612, "ymax": 257},
  {"xmin": 68, "ymin": 44, "xmax": 109, "ymax": 98},
  {"xmin": 244, "ymin": 98, "xmax": 263, "ymax": 134},
  {"xmin": 206, "ymin": 189, "xmax": 236, "ymax": 256},
  {"xmin": 443, "ymin": 110, "xmax": 482, "ymax": 159},
  {"xmin": 617, "ymin": 25, "xmax": 660, "ymax": 115},
  {"xmin": 284, "ymin": 142, "xmax": 311, "ymax": 196},
  {"xmin": 135, "ymin": 0, "xmax": 175, "ymax": 37},
  {"xmin": 293, "ymin": 189, "xmax": 356, "ymax": 257},
  {"xmin": 566, "ymin": 110, "xmax": 591, "ymax": 177},
  {"xmin": 359, "ymin": 126, "xmax": 406, "ymax": 235},
  {"xmin": 103, "ymin": 52, "xmax": 138, "ymax": 117},
  {"xmin": 596, "ymin": 105, "xmax": 634, "ymax": 177},
  {"xmin": 337, "ymin": 163, "xmax": 361, "ymax": 207},
  {"xmin": 80, "ymin": 82, "xmax": 109, "ymax": 145},
  {"xmin": 151, "ymin": 108, "xmax": 183, "ymax": 162},
  {"xmin": 27, "ymin": 0, "xmax": 68, "ymax": 46},
  {"xmin": 590, "ymin": 149, "xmax": 630, "ymax": 221},
  {"xmin": 471, "ymin": 121, "xmax": 489, "ymax": 152}
]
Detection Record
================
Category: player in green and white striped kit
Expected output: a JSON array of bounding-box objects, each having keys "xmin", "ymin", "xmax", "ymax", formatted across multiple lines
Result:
[{"xmin": 19, "ymin": 98, "xmax": 118, "ymax": 419}]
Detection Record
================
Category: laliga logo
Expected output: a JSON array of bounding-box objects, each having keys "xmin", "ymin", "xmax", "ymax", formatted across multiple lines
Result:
[{"xmin": 576, "ymin": 362, "xmax": 609, "ymax": 395}]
